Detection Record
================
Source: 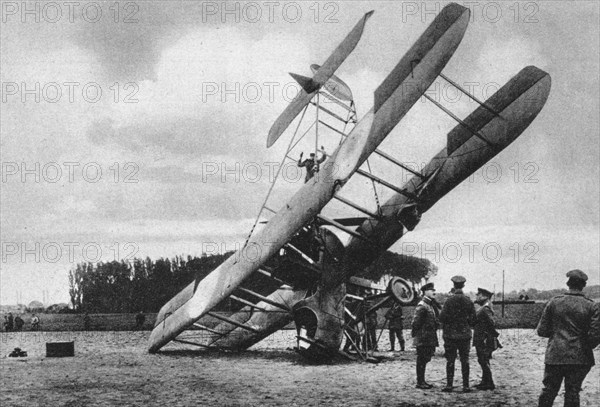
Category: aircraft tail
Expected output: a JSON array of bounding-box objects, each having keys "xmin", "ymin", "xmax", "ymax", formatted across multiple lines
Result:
[
  {"xmin": 289, "ymin": 73, "xmax": 318, "ymax": 94},
  {"xmin": 267, "ymin": 10, "xmax": 374, "ymax": 148}
]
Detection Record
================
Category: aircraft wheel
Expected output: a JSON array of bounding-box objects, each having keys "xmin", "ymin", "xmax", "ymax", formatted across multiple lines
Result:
[{"xmin": 387, "ymin": 277, "xmax": 414, "ymax": 305}]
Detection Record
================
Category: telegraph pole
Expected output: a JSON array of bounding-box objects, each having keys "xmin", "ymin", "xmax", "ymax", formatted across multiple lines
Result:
[{"xmin": 502, "ymin": 269, "xmax": 505, "ymax": 317}]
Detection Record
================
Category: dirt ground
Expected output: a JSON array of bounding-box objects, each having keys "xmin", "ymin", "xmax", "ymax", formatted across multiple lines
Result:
[{"xmin": 1, "ymin": 329, "xmax": 599, "ymax": 406}]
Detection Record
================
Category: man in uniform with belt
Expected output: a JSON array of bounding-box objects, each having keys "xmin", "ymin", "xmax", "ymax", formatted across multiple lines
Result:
[
  {"xmin": 473, "ymin": 287, "xmax": 500, "ymax": 390},
  {"xmin": 439, "ymin": 275, "xmax": 476, "ymax": 392},
  {"xmin": 385, "ymin": 300, "xmax": 405, "ymax": 351},
  {"xmin": 411, "ymin": 282, "xmax": 439, "ymax": 389},
  {"xmin": 537, "ymin": 269, "xmax": 600, "ymax": 407}
]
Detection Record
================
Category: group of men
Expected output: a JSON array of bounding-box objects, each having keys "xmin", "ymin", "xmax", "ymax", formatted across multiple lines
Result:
[
  {"xmin": 411, "ymin": 269, "xmax": 599, "ymax": 407},
  {"xmin": 3, "ymin": 313, "xmax": 39, "ymax": 331},
  {"xmin": 412, "ymin": 275, "xmax": 497, "ymax": 392}
]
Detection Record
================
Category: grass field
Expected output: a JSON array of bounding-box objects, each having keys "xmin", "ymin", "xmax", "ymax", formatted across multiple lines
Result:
[{"xmin": 1, "ymin": 329, "xmax": 599, "ymax": 407}]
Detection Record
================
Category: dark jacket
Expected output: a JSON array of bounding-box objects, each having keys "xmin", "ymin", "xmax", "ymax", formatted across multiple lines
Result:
[
  {"xmin": 473, "ymin": 302, "xmax": 499, "ymax": 350},
  {"xmin": 439, "ymin": 289, "xmax": 476, "ymax": 340},
  {"xmin": 536, "ymin": 290, "xmax": 600, "ymax": 365},
  {"xmin": 385, "ymin": 304, "xmax": 404, "ymax": 329},
  {"xmin": 411, "ymin": 297, "xmax": 439, "ymax": 347}
]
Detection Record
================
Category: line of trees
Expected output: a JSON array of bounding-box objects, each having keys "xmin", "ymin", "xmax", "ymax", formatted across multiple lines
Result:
[
  {"xmin": 68, "ymin": 254, "xmax": 234, "ymax": 313},
  {"xmin": 68, "ymin": 251, "xmax": 438, "ymax": 314},
  {"xmin": 503, "ymin": 286, "xmax": 600, "ymax": 301}
]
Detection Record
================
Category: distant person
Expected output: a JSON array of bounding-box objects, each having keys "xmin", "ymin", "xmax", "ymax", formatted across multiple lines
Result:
[
  {"xmin": 439, "ymin": 275, "xmax": 476, "ymax": 393},
  {"xmin": 343, "ymin": 298, "xmax": 363, "ymax": 353},
  {"xmin": 7, "ymin": 312, "xmax": 14, "ymax": 331},
  {"xmin": 385, "ymin": 301, "xmax": 405, "ymax": 351},
  {"xmin": 298, "ymin": 146, "xmax": 327, "ymax": 183},
  {"xmin": 536, "ymin": 269, "xmax": 600, "ymax": 407},
  {"xmin": 31, "ymin": 314, "xmax": 40, "ymax": 330},
  {"xmin": 411, "ymin": 282, "xmax": 439, "ymax": 389},
  {"xmin": 363, "ymin": 290, "xmax": 378, "ymax": 352},
  {"xmin": 473, "ymin": 287, "xmax": 500, "ymax": 390},
  {"xmin": 14, "ymin": 315, "xmax": 24, "ymax": 331},
  {"xmin": 135, "ymin": 311, "xmax": 146, "ymax": 329}
]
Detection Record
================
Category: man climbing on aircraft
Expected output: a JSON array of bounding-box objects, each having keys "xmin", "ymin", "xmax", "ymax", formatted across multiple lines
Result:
[{"xmin": 298, "ymin": 146, "xmax": 327, "ymax": 183}]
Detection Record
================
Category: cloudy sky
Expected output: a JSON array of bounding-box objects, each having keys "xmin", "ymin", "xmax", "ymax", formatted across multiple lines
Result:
[{"xmin": 1, "ymin": 1, "xmax": 598, "ymax": 305}]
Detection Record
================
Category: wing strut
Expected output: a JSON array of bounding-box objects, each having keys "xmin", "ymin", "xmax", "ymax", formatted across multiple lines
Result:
[
  {"xmin": 193, "ymin": 322, "xmax": 224, "ymax": 335},
  {"xmin": 316, "ymin": 214, "xmax": 372, "ymax": 242},
  {"xmin": 206, "ymin": 312, "xmax": 261, "ymax": 333},
  {"xmin": 230, "ymin": 295, "xmax": 271, "ymax": 312},
  {"xmin": 256, "ymin": 267, "xmax": 288, "ymax": 286},
  {"xmin": 373, "ymin": 149, "xmax": 426, "ymax": 179},
  {"xmin": 236, "ymin": 287, "xmax": 291, "ymax": 311},
  {"xmin": 356, "ymin": 169, "xmax": 419, "ymax": 201},
  {"xmin": 422, "ymin": 94, "xmax": 496, "ymax": 149},
  {"xmin": 329, "ymin": 121, "xmax": 425, "ymax": 179},
  {"xmin": 310, "ymin": 101, "xmax": 354, "ymax": 124},
  {"xmin": 439, "ymin": 73, "xmax": 499, "ymax": 116},
  {"xmin": 333, "ymin": 194, "xmax": 381, "ymax": 219}
]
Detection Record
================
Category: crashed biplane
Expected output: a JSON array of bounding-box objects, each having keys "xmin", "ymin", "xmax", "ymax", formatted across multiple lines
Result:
[{"xmin": 148, "ymin": 3, "xmax": 550, "ymax": 361}]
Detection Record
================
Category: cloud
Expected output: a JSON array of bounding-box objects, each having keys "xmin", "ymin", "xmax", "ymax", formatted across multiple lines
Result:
[
  {"xmin": 85, "ymin": 26, "xmax": 311, "ymax": 161},
  {"xmin": 476, "ymin": 36, "xmax": 548, "ymax": 85}
]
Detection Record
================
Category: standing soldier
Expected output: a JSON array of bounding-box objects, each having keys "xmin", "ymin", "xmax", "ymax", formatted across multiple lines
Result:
[
  {"xmin": 30, "ymin": 314, "xmax": 40, "ymax": 330},
  {"xmin": 7, "ymin": 312, "xmax": 14, "ymax": 331},
  {"xmin": 363, "ymin": 290, "xmax": 378, "ymax": 352},
  {"xmin": 135, "ymin": 311, "xmax": 146, "ymax": 330},
  {"xmin": 411, "ymin": 282, "xmax": 439, "ymax": 389},
  {"xmin": 385, "ymin": 301, "xmax": 405, "ymax": 351},
  {"xmin": 14, "ymin": 314, "xmax": 24, "ymax": 331},
  {"xmin": 473, "ymin": 287, "xmax": 500, "ymax": 390},
  {"xmin": 439, "ymin": 275, "xmax": 476, "ymax": 392},
  {"xmin": 536, "ymin": 269, "xmax": 600, "ymax": 407}
]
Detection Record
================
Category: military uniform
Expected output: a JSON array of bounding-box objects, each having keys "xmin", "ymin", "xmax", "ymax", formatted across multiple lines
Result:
[
  {"xmin": 298, "ymin": 150, "xmax": 327, "ymax": 183},
  {"xmin": 385, "ymin": 303, "xmax": 405, "ymax": 351},
  {"xmin": 364, "ymin": 297, "xmax": 378, "ymax": 351},
  {"xmin": 411, "ymin": 283, "xmax": 439, "ymax": 388},
  {"xmin": 536, "ymin": 270, "xmax": 600, "ymax": 407},
  {"xmin": 439, "ymin": 276, "xmax": 476, "ymax": 391},
  {"xmin": 473, "ymin": 291, "xmax": 499, "ymax": 390}
]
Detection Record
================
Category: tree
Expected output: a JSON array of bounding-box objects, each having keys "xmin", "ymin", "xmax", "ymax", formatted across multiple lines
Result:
[
  {"xmin": 68, "ymin": 264, "xmax": 85, "ymax": 311},
  {"xmin": 359, "ymin": 250, "xmax": 438, "ymax": 284}
]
